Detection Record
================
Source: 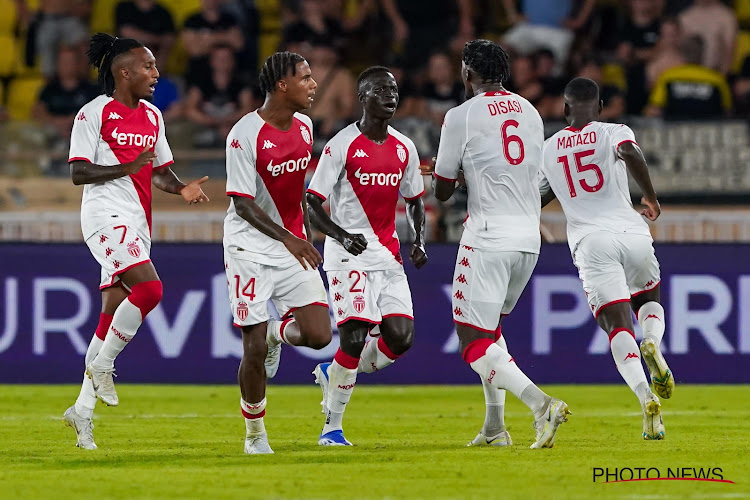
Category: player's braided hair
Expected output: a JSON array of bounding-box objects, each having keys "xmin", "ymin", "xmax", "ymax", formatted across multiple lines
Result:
[
  {"xmin": 462, "ymin": 39, "xmax": 510, "ymax": 85},
  {"xmin": 258, "ymin": 51, "xmax": 305, "ymax": 95},
  {"xmin": 564, "ymin": 77, "xmax": 600, "ymax": 102},
  {"xmin": 87, "ymin": 33, "xmax": 144, "ymax": 96},
  {"xmin": 356, "ymin": 66, "xmax": 392, "ymax": 94}
]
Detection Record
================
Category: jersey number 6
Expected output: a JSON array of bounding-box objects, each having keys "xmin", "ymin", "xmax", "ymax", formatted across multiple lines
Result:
[
  {"xmin": 557, "ymin": 149, "xmax": 604, "ymax": 198},
  {"xmin": 501, "ymin": 120, "xmax": 525, "ymax": 166}
]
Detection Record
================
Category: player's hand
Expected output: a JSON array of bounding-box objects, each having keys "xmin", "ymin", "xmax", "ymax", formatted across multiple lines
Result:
[
  {"xmin": 419, "ymin": 157, "xmax": 436, "ymax": 176},
  {"xmin": 283, "ymin": 234, "xmax": 323, "ymax": 270},
  {"xmin": 341, "ymin": 233, "xmax": 368, "ymax": 256},
  {"xmin": 181, "ymin": 176, "xmax": 210, "ymax": 205},
  {"xmin": 410, "ymin": 243, "xmax": 428, "ymax": 269},
  {"xmin": 640, "ymin": 197, "xmax": 661, "ymax": 221},
  {"xmin": 124, "ymin": 145, "xmax": 157, "ymax": 174}
]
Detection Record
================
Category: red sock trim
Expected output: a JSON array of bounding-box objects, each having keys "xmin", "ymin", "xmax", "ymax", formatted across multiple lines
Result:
[
  {"xmin": 377, "ymin": 336, "xmax": 400, "ymax": 360},
  {"xmin": 279, "ymin": 317, "xmax": 295, "ymax": 343},
  {"xmin": 608, "ymin": 328, "xmax": 635, "ymax": 343},
  {"xmin": 95, "ymin": 313, "xmax": 114, "ymax": 341},
  {"xmin": 241, "ymin": 409, "xmax": 265, "ymax": 419},
  {"xmin": 334, "ymin": 348, "xmax": 360, "ymax": 369},
  {"xmin": 462, "ymin": 338, "xmax": 494, "ymax": 364},
  {"xmin": 128, "ymin": 280, "xmax": 163, "ymax": 319},
  {"xmin": 494, "ymin": 325, "xmax": 502, "ymax": 342}
]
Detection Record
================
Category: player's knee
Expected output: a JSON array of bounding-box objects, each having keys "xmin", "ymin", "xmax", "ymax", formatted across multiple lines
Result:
[
  {"xmin": 129, "ymin": 280, "xmax": 163, "ymax": 318},
  {"xmin": 303, "ymin": 324, "xmax": 332, "ymax": 350},
  {"xmin": 385, "ymin": 328, "xmax": 414, "ymax": 356},
  {"xmin": 339, "ymin": 330, "xmax": 368, "ymax": 354}
]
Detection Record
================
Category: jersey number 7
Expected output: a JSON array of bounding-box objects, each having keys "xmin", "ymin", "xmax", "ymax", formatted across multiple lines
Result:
[{"xmin": 557, "ymin": 149, "xmax": 604, "ymax": 198}]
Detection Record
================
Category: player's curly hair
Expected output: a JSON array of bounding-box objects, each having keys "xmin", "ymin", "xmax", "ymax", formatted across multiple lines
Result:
[
  {"xmin": 87, "ymin": 33, "xmax": 144, "ymax": 96},
  {"xmin": 356, "ymin": 66, "xmax": 392, "ymax": 94},
  {"xmin": 258, "ymin": 51, "xmax": 306, "ymax": 95},
  {"xmin": 462, "ymin": 39, "xmax": 510, "ymax": 85}
]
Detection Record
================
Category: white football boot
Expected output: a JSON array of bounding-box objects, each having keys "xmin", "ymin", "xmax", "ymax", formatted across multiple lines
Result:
[
  {"xmin": 312, "ymin": 362, "xmax": 331, "ymax": 414},
  {"xmin": 530, "ymin": 398, "xmax": 571, "ymax": 449},
  {"xmin": 62, "ymin": 405, "xmax": 97, "ymax": 450},
  {"xmin": 467, "ymin": 430, "xmax": 513, "ymax": 447},
  {"xmin": 244, "ymin": 433, "xmax": 274, "ymax": 454},
  {"xmin": 86, "ymin": 363, "xmax": 118, "ymax": 406},
  {"xmin": 642, "ymin": 392, "xmax": 665, "ymax": 440},
  {"xmin": 640, "ymin": 338, "xmax": 674, "ymax": 399}
]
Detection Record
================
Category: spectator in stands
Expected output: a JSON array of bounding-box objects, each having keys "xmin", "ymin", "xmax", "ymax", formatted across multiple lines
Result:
[
  {"xmin": 32, "ymin": 46, "xmax": 98, "ymax": 143},
  {"xmin": 576, "ymin": 59, "xmax": 626, "ymax": 121},
  {"xmin": 418, "ymin": 51, "xmax": 465, "ymax": 129},
  {"xmin": 733, "ymin": 55, "xmax": 750, "ymax": 116},
  {"xmin": 184, "ymin": 45, "xmax": 253, "ymax": 147},
  {"xmin": 646, "ymin": 35, "xmax": 732, "ymax": 119},
  {"xmin": 387, "ymin": 54, "xmax": 421, "ymax": 120},
  {"xmin": 646, "ymin": 18, "xmax": 684, "ymax": 89},
  {"xmin": 28, "ymin": 0, "xmax": 88, "ymax": 79},
  {"xmin": 115, "ymin": 0, "xmax": 176, "ymax": 70},
  {"xmin": 533, "ymin": 48, "xmax": 566, "ymax": 118},
  {"xmin": 616, "ymin": 0, "xmax": 665, "ymax": 114},
  {"xmin": 302, "ymin": 37, "xmax": 357, "ymax": 146},
  {"xmin": 500, "ymin": 0, "xmax": 596, "ymax": 72},
  {"xmin": 151, "ymin": 73, "xmax": 183, "ymax": 122},
  {"xmin": 182, "ymin": 0, "xmax": 244, "ymax": 86},
  {"xmin": 380, "ymin": 0, "xmax": 474, "ymax": 70},
  {"xmin": 506, "ymin": 55, "xmax": 544, "ymax": 107},
  {"xmin": 678, "ymin": 0, "xmax": 738, "ymax": 74},
  {"xmin": 282, "ymin": 0, "xmax": 345, "ymax": 51}
]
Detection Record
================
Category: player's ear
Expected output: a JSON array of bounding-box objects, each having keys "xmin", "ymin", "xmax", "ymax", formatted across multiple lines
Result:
[
  {"xmin": 598, "ymin": 99, "xmax": 604, "ymax": 113},
  {"xmin": 563, "ymin": 101, "xmax": 570, "ymax": 119},
  {"xmin": 277, "ymin": 79, "xmax": 287, "ymax": 93}
]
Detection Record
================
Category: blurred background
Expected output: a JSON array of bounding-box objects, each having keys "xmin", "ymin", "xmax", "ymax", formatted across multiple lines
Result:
[{"xmin": 0, "ymin": 0, "xmax": 748, "ymax": 384}]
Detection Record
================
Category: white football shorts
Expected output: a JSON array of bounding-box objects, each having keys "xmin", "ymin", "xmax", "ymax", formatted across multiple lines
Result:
[
  {"xmin": 85, "ymin": 221, "xmax": 151, "ymax": 290},
  {"xmin": 573, "ymin": 231, "xmax": 661, "ymax": 318},
  {"xmin": 451, "ymin": 244, "xmax": 538, "ymax": 333},
  {"xmin": 327, "ymin": 268, "xmax": 413, "ymax": 327},
  {"xmin": 224, "ymin": 251, "xmax": 329, "ymax": 327}
]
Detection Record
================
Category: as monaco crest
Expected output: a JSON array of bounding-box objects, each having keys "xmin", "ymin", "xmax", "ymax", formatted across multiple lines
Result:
[
  {"xmin": 396, "ymin": 144, "xmax": 406, "ymax": 163},
  {"xmin": 300, "ymin": 126, "xmax": 311, "ymax": 144},
  {"xmin": 237, "ymin": 301, "xmax": 248, "ymax": 321},
  {"xmin": 127, "ymin": 241, "xmax": 140, "ymax": 258},
  {"xmin": 353, "ymin": 295, "xmax": 365, "ymax": 313}
]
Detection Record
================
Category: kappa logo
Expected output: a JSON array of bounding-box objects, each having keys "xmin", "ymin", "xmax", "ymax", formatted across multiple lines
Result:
[
  {"xmin": 300, "ymin": 125, "xmax": 311, "ymax": 145},
  {"xmin": 99, "ymin": 234, "xmax": 108, "ymax": 244},
  {"xmin": 113, "ymin": 260, "xmax": 121, "ymax": 269},
  {"xmin": 334, "ymin": 293, "xmax": 343, "ymax": 302},
  {"xmin": 645, "ymin": 280, "xmax": 655, "ymax": 288},
  {"xmin": 105, "ymin": 248, "xmax": 113, "ymax": 257},
  {"xmin": 337, "ymin": 308, "xmax": 344, "ymax": 316},
  {"xmin": 459, "ymin": 257, "xmax": 471, "ymax": 267},
  {"xmin": 108, "ymin": 112, "xmax": 122, "ymax": 120},
  {"xmin": 455, "ymin": 274, "xmax": 467, "ymax": 284},
  {"xmin": 230, "ymin": 139, "xmax": 243, "ymax": 150},
  {"xmin": 352, "ymin": 149, "xmax": 369, "ymax": 158},
  {"xmin": 454, "ymin": 307, "xmax": 464, "ymax": 317},
  {"xmin": 624, "ymin": 352, "xmax": 639, "ymax": 361},
  {"xmin": 76, "ymin": 112, "xmax": 86, "ymax": 121},
  {"xmin": 331, "ymin": 277, "xmax": 341, "ymax": 286},
  {"xmin": 396, "ymin": 143, "xmax": 407, "ymax": 163},
  {"xmin": 262, "ymin": 140, "xmax": 276, "ymax": 149},
  {"xmin": 324, "ymin": 146, "xmax": 332, "ymax": 156},
  {"xmin": 454, "ymin": 290, "xmax": 465, "ymax": 301},
  {"xmin": 237, "ymin": 301, "xmax": 249, "ymax": 321},
  {"xmin": 461, "ymin": 245, "xmax": 474, "ymax": 252}
]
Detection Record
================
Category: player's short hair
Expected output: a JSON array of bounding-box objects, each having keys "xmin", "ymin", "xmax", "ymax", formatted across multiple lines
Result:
[
  {"xmin": 87, "ymin": 33, "xmax": 144, "ymax": 96},
  {"xmin": 462, "ymin": 39, "xmax": 510, "ymax": 85},
  {"xmin": 258, "ymin": 51, "xmax": 306, "ymax": 95},
  {"xmin": 564, "ymin": 77, "xmax": 600, "ymax": 103},
  {"xmin": 357, "ymin": 66, "xmax": 393, "ymax": 94}
]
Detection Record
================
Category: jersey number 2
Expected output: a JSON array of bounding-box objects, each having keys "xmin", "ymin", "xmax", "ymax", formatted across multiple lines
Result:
[
  {"xmin": 501, "ymin": 120, "xmax": 525, "ymax": 165},
  {"xmin": 557, "ymin": 149, "xmax": 603, "ymax": 198}
]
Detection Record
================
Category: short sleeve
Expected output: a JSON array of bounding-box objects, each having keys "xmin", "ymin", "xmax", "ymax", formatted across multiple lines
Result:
[
  {"xmin": 152, "ymin": 107, "xmax": 174, "ymax": 169},
  {"xmin": 307, "ymin": 139, "xmax": 345, "ymax": 201},
  {"xmin": 433, "ymin": 108, "xmax": 464, "ymax": 182},
  {"xmin": 610, "ymin": 124, "xmax": 637, "ymax": 154},
  {"xmin": 68, "ymin": 103, "xmax": 101, "ymax": 163},
  {"xmin": 399, "ymin": 140, "xmax": 424, "ymax": 201},
  {"xmin": 225, "ymin": 131, "xmax": 257, "ymax": 199},
  {"xmin": 538, "ymin": 171, "xmax": 551, "ymax": 197}
]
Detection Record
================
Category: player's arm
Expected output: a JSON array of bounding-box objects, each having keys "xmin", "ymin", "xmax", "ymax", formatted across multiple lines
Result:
[
  {"xmin": 432, "ymin": 108, "xmax": 464, "ymax": 201},
  {"xmin": 70, "ymin": 145, "xmax": 156, "ymax": 185},
  {"xmin": 538, "ymin": 168, "xmax": 557, "ymax": 208},
  {"xmin": 406, "ymin": 197, "xmax": 428, "ymax": 269},
  {"xmin": 152, "ymin": 167, "xmax": 209, "ymax": 204},
  {"xmin": 301, "ymin": 188, "xmax": 314, "ymax": 242},
  {"xmin": 305, "ymin": 192, "xmax": 367, "ymax": 256},
  {"xmin": 618, "ymin": 141, "xmax": 660, "ymax": 221},
  {"xmin": 233, "ymin": 195, "xmax": 322, "ymax": 269}
]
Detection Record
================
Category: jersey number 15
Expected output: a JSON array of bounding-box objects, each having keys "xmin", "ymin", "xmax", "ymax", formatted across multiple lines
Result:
[{"xmin": 557, "ymin": 149, "xmax": 603, "ymax": 198}]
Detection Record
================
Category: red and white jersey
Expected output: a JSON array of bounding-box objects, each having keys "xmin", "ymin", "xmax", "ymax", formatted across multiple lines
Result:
[
  {"xmin": 540, "ymin": 121, "xmax": 652, "ymax": 255},
  {"xmin": 307, "ymin": 123, "xmax": 424, "ymax": 271},
  {"xmin": 434, "ymin": 91, "xmax": 543, "ymax": 253},
  {"xmin": 224, "ymin": 111, "xmax": 313, "ymax": 265},
  {"xmin": 68, "ymin": 95, "xmax": 174, "ymax": 239}
]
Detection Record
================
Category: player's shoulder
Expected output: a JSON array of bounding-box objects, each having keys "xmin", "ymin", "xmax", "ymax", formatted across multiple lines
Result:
[
  {"xmin": 326, "ymin": 122, "xmax": 361, "ymax": 150},
  {"xmin": 140, "ymin": 99, "xmax": 164, "ymax": 117},
  {"xmin": 229, "ymin": 110, "xmax": 263, "ymax": 138},
  {"xmin": 293, "ymin": 112, "xmax": 313, "ymax": 129},
  {"xmin": 593, "ymin": 121, "xmax": 635, "ymax": 140},
  {"xmin": 387, "ymin": 125, "xmax": 417, "ymax": 151},
  {"xmin": 77, "ymin": 94, "xmax": 110, "ymax": 118}
]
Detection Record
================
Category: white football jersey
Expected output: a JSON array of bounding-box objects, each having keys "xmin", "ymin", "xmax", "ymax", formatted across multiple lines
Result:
[
  {"xmin": 307, "ymin": 123, "xmax": 424, "ymax": 271},
  {"xmin": 434, "ymin": 91, "xmax": 543, "ymax": 253},
  {"xmin": 223, "ymin": 111, "xmax": 314, "ymax": 266},
  {"xmin": 68, "ymin": 95, "xmax": 174, "ymax": 239},
  {"xmin": 540, "ymin": 121, "xmax": 652, "ymax": 255}
]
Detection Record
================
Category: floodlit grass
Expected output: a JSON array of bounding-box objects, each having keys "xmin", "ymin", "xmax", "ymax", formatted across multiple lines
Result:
[{"xmin": 1, "ymin": 385, "xmax": 748, "ymax": 499}]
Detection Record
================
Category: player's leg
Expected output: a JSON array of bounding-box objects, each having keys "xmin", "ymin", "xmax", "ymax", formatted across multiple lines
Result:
[
  {"xmin": 627, "ymin": 238, "xmax": 672, "ymax": 399},
  {"xmin": 239, "ymin": 322, "xmax": 274, "ymax": 454},
  {"xmin": 63, "ymin": 283, "xmax": 128, "ymax": 449}
]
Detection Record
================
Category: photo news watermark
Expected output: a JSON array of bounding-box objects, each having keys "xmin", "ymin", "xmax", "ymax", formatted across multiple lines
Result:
[{"xmin": 593, "ymin": 467, "xmax": 735, "ymax": 484}]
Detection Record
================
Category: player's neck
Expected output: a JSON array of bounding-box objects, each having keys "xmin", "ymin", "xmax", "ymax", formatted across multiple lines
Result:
[
  {"xmin": 357, "ymin": 116, "xmax": 388, "ymax": 144},
  {"xmin": 258, "ymin": 98, "xmax": 297, "ymax": 131},
  {"xmin": 568, "ymin": 116, "xmax": 597, "ymax": 130},
  {"xmin": 474, "ymin": 83, "xmax": 506, "ymax": 95},
  {"xmin": 112, "ymin": 89, "xmax": 140, "ymax": 109}
]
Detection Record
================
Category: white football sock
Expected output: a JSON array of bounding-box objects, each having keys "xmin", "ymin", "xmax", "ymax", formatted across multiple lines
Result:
[
  {"xmin": 322, "ymin": 359, "xmax": 358, "ymax": 434},
  {"xmin": 267, "ymin": 318, "xmax": 299, "ymax": 347},
  {"xmin": 638, "ymin": 302, "xmax": 665, "ymax": 346},
  {"xmin": 610, "ymin": 329, "xmax": 650, "ymax": 400},
  {"xmin": 75, "ymin": 335, "xmax": 103, "ymax": 419},
  {"xmin": 91, "ymin": 299, "xmax": 143, "ymax": 370},
  {"xmin": 481, "ymin": 334, "xmax": 508, "ymax": 433},
  {"xmin": 358, "ymin": 337, "xmax": 398, "ymax": 374},
  {"xmin": 241, "ymin": 397, "xmax": 267, "ymax": 436}
]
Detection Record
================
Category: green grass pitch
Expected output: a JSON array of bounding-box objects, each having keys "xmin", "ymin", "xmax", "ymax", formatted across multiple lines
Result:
[{"xmin": 1, "ymin": 384, "xmax": 748, "ymax": 499}]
